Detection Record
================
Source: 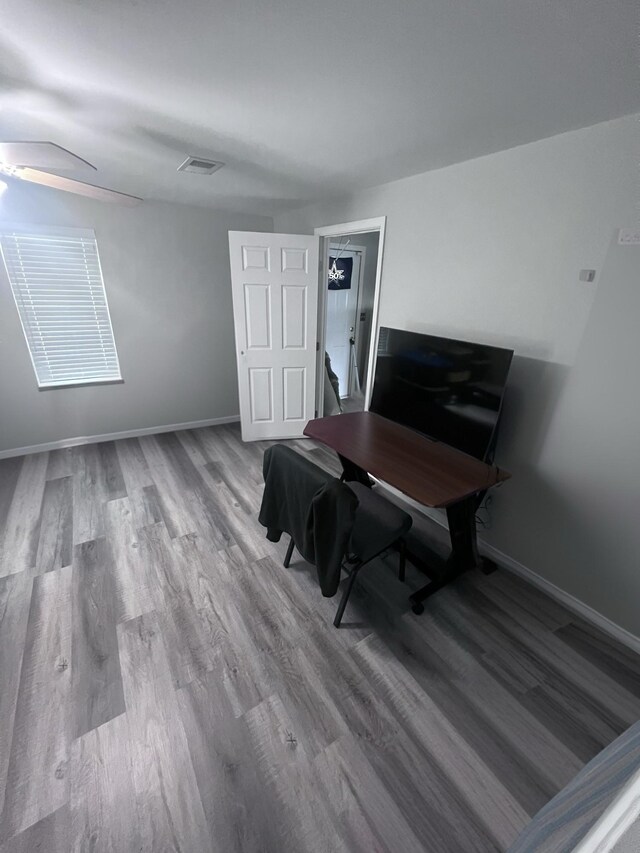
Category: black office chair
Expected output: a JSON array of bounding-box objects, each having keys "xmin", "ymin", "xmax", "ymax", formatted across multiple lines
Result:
[{"xmin": 294, "ymin": 480, "xmax": 411, "ymax": 626}]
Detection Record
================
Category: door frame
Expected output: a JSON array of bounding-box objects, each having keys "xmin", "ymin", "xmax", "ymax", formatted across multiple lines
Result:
[
  {"xmin": 314, "ymin": 216, "xmax": 386, "ymax": 416},
  {"xmin": 326, "ymin": 242, "xmax": 367, "ymax": 397}
]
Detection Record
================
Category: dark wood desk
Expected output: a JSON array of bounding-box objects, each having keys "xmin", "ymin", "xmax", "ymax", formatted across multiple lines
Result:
[{"xmin": 303, "ymin": 411, "xmax": 511, "ymax": 612}]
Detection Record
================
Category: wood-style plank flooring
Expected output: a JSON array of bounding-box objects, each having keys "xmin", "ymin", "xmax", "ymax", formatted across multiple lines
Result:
[{"xmin": 0, "ymin": 423, "xmax": 639, "ymax": 852}]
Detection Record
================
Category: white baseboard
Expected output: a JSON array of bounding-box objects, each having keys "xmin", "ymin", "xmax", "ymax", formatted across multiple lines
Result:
[
  {"xmin": 0, "ymin": 415, "xmax": 241, "ymax": 460},
  {"xmin": 378, "ymin": 482, "xmax": 640, "ymax": 656},
  {"xmin": 479, "ymin": 539, "xmax": 640, "ymax": 656}
]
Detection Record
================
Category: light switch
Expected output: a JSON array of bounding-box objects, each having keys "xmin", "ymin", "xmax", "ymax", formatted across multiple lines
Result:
[{"xmin": 579, "ymin": 269, "xmax": 596, "ymax": 283}]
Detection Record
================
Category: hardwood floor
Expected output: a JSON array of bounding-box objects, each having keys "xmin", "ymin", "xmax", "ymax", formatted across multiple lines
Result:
[{"xmin": 0, "ymin": 423, "xmax": 638, "ymax": 852}]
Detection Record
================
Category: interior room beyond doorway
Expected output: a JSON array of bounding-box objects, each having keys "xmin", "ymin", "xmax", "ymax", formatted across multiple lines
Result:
[{"xmin": 324, "ymin": 230, "xmax": 380, "ymax": 416}]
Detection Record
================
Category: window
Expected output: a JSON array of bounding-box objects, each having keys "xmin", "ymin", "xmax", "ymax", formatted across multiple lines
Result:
[{"xmin": 0, "ymin": 225, "xmax": 122, "ymax": 388}]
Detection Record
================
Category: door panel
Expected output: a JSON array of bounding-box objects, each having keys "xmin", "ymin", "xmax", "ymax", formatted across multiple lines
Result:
[
  {"xmin": 283, "ymin": 367, "xmax": 306, "ymax": 420},
  {"xmin": 244, "ymin": 284, "xmax": 271, "ymax": 349},
  {"xmin": 229, "ymin": 231, "xmax": 319, "ymax": 441},
  {"xmin": 281, "ymin": 286, "xmax": 307, "ymax": 349},
  {"xmin": 281, "ymin": 247, "xmax": 308, "ymax": 272},
  {"xmin": 249, "ymin": 368, "xmax": 273, "ymax": 423},
  {"xmin": 242, "ymin": 245, "xmax": 270, "ymax": 270}
]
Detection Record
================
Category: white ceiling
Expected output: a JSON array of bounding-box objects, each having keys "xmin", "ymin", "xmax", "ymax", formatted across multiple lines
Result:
[{"xmin": 1, "ymin": 0, "xmax": 638, "ymax": 216}]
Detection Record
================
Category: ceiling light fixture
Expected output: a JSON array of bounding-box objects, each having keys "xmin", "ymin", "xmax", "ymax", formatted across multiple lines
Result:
[{"xmin": 0, "ymin": 147, "xmax": 142, "ymax": 205}]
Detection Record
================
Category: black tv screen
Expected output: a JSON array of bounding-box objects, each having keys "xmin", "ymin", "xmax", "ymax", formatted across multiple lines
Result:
[{"xmin": 369, "ymin": 327, "xmax": 513, "ymax": 461}]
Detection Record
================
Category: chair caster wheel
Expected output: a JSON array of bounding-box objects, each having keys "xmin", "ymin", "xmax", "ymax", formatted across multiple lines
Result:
[{"xmin": 411, "ymin": 602, "xmax": 425, "ymax": 615}]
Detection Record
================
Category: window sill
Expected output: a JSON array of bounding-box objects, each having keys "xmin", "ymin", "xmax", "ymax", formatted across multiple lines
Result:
[{"xmin": 37, "ymin": 378, "xmax": 124, "ymax": 391}]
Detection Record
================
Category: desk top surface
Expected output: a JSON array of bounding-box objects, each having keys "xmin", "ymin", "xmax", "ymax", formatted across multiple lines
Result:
[{"xmin": 303, "ymin": 411, "xmax": 510, "ymax": 508}]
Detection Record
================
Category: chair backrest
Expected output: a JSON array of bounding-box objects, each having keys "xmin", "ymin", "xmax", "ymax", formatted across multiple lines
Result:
[
  {"xmin": 260, "ymin": 443, "xmax": 358, "ymax": 545},
  {"xmin": 262, "ymin": 444, "xmax": 338, "ymax": 504},
  {"xmin": 260, "ymin": 444, "xmax": 359, "ymax": 597},
  {"xmin": 261, "ymin": 444, "xmax": 411, "ymax": 563}
]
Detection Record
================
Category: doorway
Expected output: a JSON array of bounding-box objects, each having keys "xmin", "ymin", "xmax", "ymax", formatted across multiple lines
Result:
[
  {"xmin": 227, "ymin": 219, "xmax": 385, "ymax": 441},
  {"xmin": 315, "ymin": 217, "xmax": 386, "ymax": 418},
  {"xmin": 326, "ymin": 241, "xmax": 365, "ymax": 411}
]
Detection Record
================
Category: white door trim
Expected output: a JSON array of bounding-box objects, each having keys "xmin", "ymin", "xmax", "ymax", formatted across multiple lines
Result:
[
  {"xmin": 315, "ymin": 217, "xmax": 387, "ymax": 237},
  {"xmin": 315, "ymin": 216, "xmax": 386, "ymax": 414}
]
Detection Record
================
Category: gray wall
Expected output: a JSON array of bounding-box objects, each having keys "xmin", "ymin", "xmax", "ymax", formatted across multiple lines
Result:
[
  {"xmin": 0, "ymin": 183, "xmax": 272, "ymax": 452},
  {"xmin": 520, "ymin": 236, "xmax": 640, "ymax": 638},
  {"xmin": 274, "ymin": 113, "xmax": 640, "ymax": 637}
]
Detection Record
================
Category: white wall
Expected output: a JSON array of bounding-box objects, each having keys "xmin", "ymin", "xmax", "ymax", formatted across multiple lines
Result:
[
  {"xmin": 0, "ymin": 183, "xmax": 272, "ymax": 452},
  {"xmin": 275, "ymin": 114, "xmax": 640, "ymax": 637}
]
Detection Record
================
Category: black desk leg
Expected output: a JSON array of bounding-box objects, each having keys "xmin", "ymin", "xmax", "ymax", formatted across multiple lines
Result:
[
  {"xmin": 409, "ymin": 495, "xmax": 479, "ymax": 615},
  {"xmin": 337, "ymin": 454, "xmax": 373, "ymax": 487}
]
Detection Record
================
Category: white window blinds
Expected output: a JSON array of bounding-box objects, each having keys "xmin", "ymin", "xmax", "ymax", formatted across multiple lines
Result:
[{"xmin": 0, "ymin": 226, "xmax": 122, "ymax": 388}]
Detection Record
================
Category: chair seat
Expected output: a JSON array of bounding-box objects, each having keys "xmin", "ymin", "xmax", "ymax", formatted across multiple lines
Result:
[{"xmin": 348, "ymin": 482, "xmax": 412, "ymax": 563}]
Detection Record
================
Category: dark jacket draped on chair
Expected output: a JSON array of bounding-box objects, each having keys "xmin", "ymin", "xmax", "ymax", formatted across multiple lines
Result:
[{"xmin": 259, "ymin": 445, "xmax": 357, "ymax": 597}]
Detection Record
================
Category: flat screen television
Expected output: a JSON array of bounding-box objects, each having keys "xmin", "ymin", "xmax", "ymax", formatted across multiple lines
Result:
[{"xmin": 369, "ymin": 327, "xmax": 513, "ymax": 461}]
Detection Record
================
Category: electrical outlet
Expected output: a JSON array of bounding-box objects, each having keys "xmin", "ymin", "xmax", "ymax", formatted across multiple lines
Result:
[{"xmin": 618, "ymin": 228, "xmax": 640, "ymax": 245}]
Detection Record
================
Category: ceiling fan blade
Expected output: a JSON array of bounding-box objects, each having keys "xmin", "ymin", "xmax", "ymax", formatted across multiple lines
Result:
[
  {"xmin": 15, "ymin": 168, "xmax": 143, "ymax": 206},
  {"xmin": 0, "ymin": 141, "xmax": 96, "ymax": 171}
]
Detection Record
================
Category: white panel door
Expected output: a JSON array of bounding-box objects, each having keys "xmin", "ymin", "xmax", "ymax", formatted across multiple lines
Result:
[{"xmin": 229, "ymin": 231, "xmax": 319, "ymax": 441}]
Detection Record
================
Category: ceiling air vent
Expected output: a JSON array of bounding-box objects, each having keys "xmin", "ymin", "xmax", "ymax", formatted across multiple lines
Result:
[{"xmin": 177, "ymin": 156, "xmax": 224, "ymax": 175}]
